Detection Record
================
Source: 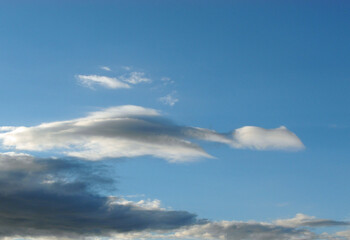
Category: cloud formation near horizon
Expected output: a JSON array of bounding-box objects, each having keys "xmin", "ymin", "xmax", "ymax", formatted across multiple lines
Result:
[
  {"xmin": 0, "ymin": 153, "xmax": 200, "ymax": 239},
  {"xmin": 0, "ymin": 105, "xmax": 304, "ymax": 162},
  {"xmin": 0, "ymin": 153, "xmax": 347, "ymax": 240}
]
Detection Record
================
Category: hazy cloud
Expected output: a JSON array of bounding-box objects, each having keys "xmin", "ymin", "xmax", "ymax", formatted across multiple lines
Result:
[
  {"xmin": 161, "ymin": 77, "xmax": 174, "ymax": 85},
  {"xmin": 159, "ymin": 92, "xmax": 179, "ymax": 106},
  {"xmin": 100, "ymin": 66, "xmax": 112, "ymax": 71},
  {"xmin": 0, "ymin": 105, "xmax": 304, "ymax": 162}
]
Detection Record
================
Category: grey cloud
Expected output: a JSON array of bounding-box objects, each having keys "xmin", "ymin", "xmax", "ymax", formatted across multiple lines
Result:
[
  {"xmin": 0, "ymin": 153, "xmax": 346, "ymax": 240},
  {"xmin": 0, "ymin": 153, "xmax": 199, "ymax": 239}
]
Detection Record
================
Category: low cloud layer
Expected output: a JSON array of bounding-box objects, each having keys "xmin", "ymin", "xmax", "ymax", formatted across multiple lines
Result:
[
  {"xmin": 0, "ymin": 153, "xmax": 347, "ymax": 240},
  {"xmin": 0, "ymin": 105, "xmax": 304, "ymax": 162},
  {"xmin": 0, "ymin": 153, "xmax": 199, "ymax": 239}
]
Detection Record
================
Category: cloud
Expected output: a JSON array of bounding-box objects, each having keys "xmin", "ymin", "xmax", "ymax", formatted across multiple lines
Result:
[
  {"xmin": 121, "ymin": 72, "xmax": 151, "ymax": 84},
  {"xmin": 76, "ymin": 75, "xmax": 130, "ymax": 89},
  {"xmin": 159, "ymin": 92, "xmax": 179, "ymax": 106},
  {"xmin": 0, "ymin": 105, "xmax": 304, "ymax": 162},
  {"xmin": 274, "ymin": 213, "xmax": 350, "ymax": 228},
  {"xmin": 100, "ymin": 66, "xmax": 112, "ymax": 71},
  {"xmin": 0, "ymin": 153, "xmax": 200, "ymax": 239},
  {"xmin": 166, "ymin": 220, "xmax": 316, "ymax": 240},
  {"xmin": 0, "ymin": 153, "xmax": 346, "ymax": 240},
  {"xmin": 231, "ymin": 126, "xmax": 305, "ymax": 151},
  {"xmin": 105, "ymin": 214, "xmax": 349, "ymax": 240},
  {"xmin": 0, "ymin": 126, "xmax": 17, "ymax": 132},
  {"xmin": 161, "ymin": 77, "xmax": 175, "ymax": 85}
]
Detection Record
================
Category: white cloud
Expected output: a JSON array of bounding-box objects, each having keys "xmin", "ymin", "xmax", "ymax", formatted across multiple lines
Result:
[
  {"xmin": 76, "ymin": 75, "xmax": 130, "ymax": 89},
  {"xmin": 107, "ymin": 197, "xmax": 164, "ymax": 211},
  {"xmin": 0, "ymin": 105, "xmax": 304, "ymax": 162},
  {"xmin": 231, "ymin": 126, "xmax": 304, "ymax": 151},
  {"xmin": 122, "ymin": 72, "xmax": 151, "ymax": 84},
  {"xmin": 159, "ymin": 92, "xmax": 179, "ymax": 106},
  {"xmin": 100, "ymin": 66, "xmax": 111, "ymax": 71},
  {"xmin": 0, "ymin": 126, "xmax": 17, "ymax": 132}
]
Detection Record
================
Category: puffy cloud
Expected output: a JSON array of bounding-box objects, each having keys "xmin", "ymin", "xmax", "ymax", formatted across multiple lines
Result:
[
  {"xmin": 0, "ymin": 105, "xmax": 304, "ymax": 162},
  {"xmin": 76, "ymin": 75, "xmax": 131, "ymax": 89},
  {"xmin": 231, "ymin": 126, "xmax": 305, "ymax": 151},
  {"xmin": 0, "ymin": 126, "xmax": 16, "ymax": 132},
  {"xmin": 0, "ymin": 153, "xmax": 199, "ymax": 239}
]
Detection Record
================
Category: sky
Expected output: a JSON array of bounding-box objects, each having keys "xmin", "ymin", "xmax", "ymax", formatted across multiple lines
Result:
[{"xmin": 0, "ymin": 1, "xmax": 350, "ymax": 239}]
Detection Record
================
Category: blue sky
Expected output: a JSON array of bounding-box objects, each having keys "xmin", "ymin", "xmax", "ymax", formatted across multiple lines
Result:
[{"xmin": 0, "ymin": 1, "xmax": 350, "ymax": 239}]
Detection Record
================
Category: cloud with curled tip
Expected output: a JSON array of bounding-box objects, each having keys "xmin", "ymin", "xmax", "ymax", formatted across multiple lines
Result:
[{"xmin": 0, "ymin": 105, "xmax": 304, "ymax": 162}]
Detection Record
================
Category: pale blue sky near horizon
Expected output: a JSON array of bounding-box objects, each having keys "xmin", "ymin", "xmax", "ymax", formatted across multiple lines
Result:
[{"xmin": 0, "ymin": 0, "xmax": 350, "ymax": 228}]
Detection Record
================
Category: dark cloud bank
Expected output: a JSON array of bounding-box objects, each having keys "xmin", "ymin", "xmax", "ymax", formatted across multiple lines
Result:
[
  {"xmin": 0, "ymin": 153, "xmax": 348, "ymax": 240},
  {"xmin": 0, "ymin": 153, "xmax": 199, "ymax": 238}
]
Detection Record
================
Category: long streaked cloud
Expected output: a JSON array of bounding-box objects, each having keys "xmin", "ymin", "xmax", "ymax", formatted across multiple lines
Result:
[
  {"xmin": 109, "ymin": 214, "xmax": 350, "ymax": 240},
  {"xmin": 76, "ymin": 71, "xmax": 151, "ymax": 90},
  {"xmin": 0, "ymin": 105, "xmax": 304, "ymax": 162},
  {"xmin": 76, "ymin": 75, "xmax": 131, "ymax": 89},
  {"xmin": 0, "ymin": 153, "xmax": 347, "ymax": 240},
  {"xmin": 274, "ymin": 213, "xmax": 350, "ymax": 228}
]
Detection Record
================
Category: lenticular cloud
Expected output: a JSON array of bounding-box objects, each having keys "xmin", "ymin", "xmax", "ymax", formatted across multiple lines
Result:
[{"xmin": 0, "ymin": 105, "xmax": 304, "ymax": 162}]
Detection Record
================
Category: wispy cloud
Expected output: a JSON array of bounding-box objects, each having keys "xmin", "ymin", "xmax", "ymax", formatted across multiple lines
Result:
[
  {"xmin": 100, "ymin": 66, "xmax": 112, "ymax": 71},
  {"xmin": 161, "ymin": 77, "xmax": 175, "ymax": 85},
  {"xmin": 76, "ymin": 75, "xmax": 130, "ymax": 89},
  {"xmin": 0, "ymin": 105, "xmax": 304, "ymax": 162},
  {"xmin": 122, "ymin": 66, "xmax": 132, "ymax": 71},
  {"xmin": 159, "ymin": 92, "xmax": 179, "ymax": 106},
  {"xmin": 122, "ymin": 72, "xmax": 151, "ymax": 84}
]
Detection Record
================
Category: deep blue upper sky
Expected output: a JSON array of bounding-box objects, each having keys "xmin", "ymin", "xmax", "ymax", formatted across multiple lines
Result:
[{"xmin": 0, "ymin": 0, "xmax": 350, "ymax": 229}]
